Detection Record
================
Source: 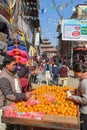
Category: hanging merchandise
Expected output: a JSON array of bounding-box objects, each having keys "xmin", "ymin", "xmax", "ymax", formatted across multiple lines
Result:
[
  {"xmin": 0, "ymin": 0, "xmax": 8, "ymax": 8},
  {"xmin": 0, "ymin": 3, "xmax": 12, "ymax": 22},
  {"xmin": 29, "ymin": 45, "xmax": 37, "ymax": 57},
  {"xmin": 9, "ymin": 0, "xmax": 16, "ymax": 9},
  {"xmin": 17, "ymin": 31, "xmax": 26, "ymax": 43},
  {"xmin": 7, "ymin": 48, "xmax": 29, "ymax": 65}
]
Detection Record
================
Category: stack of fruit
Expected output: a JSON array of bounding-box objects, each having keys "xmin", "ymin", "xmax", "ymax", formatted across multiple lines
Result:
[{"xmin": 15, "ymin": 85, "xmax": 78, "ymax": 117}]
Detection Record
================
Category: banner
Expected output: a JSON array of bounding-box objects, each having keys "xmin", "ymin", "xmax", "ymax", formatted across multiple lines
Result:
[
  {"xmin": 62, "ymin": 19, "xmax": 87, "ymax": 41},
  {"xmin": 35, "ymin": 32, "xmax": 39, "ymax": 45}
]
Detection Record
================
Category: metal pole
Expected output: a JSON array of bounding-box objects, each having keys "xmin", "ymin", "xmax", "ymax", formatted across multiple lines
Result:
[
  {"xmin": 71, "ymin": 42, "xmax": 73, "ymax": 67},
  {"xmin": 51, "ymin": 0, "xmax": 63, "ymax": 19}
]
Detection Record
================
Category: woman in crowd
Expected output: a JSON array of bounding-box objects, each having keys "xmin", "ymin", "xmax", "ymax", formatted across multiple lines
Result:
[
  {"xmin": 45, "ymin": 60, "xmax": 51, "ymax": 85},
  {"xmin": 52, "ymin": 61, "xmax": 59, "ymax": 85},
  {"xmin": 36, "ymin": 62, "xmax": 43, "ymax": 85},
  {"xmin": 59, "ymin": 62, "xmax": 69, "ymax": 86}
]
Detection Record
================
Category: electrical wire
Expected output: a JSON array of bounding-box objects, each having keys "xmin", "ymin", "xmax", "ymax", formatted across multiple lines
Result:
[{"xmin": 51, "ymin": 0, "xmax": 63, "ymax": 19}]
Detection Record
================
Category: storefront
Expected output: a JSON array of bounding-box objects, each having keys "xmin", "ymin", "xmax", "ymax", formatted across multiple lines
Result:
[{"xmin": 73, "ymin": 46, "xmax": 87, "ymax": 62}]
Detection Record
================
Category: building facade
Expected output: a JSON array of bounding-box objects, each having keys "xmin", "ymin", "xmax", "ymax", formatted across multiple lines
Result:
[
  {"xmin": 9, "ymin": 0, "xmax": 41, "ymax": 56},
  {"xmin": 57, "ymin": 4, "xmax": 87, "ymax": 61}
]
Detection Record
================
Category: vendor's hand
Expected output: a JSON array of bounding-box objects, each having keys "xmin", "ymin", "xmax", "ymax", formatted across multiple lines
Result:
[
  {"xmin": 66, "ymin": 95, "xmax": 73, "ymax": 100},
  {"xmin": 26, "ymin": 92, "xmax": 37, "ymax": 100},
  {"xmin": 26, "ymin": 92, "xmax": 33, "ymax": 99},
  {"xmin": 69, "ymin": 89, "xmax": 77, "ymax": 95},
  {"xmin": 66, "ymin": 91, "xmax": 73, "ymax": 100},
  {"xmin": 28, "ymin": 93, "xmax": 37, "ymax": 101}
]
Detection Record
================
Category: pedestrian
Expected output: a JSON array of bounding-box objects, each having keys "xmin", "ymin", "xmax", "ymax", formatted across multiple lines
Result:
[
  {"xmin": 33, "ymin": 58, "xmax": 38, "ymax": 83},
  {"xmin": 58, "ymin": 59, "xmax": 62, "ymax": 69},
  {"xmin": 43, "ymin": 60, "xmax": 46, "ymax": 74},
  {"xmin": 59, "ymin": 62, "xmax": 69, "ymax": 86},
  {"xmin": 52, "ymin": 61, "xmax": 59, "ymax": 85},
  {"xmin": 67, "ymin": 63, "xmax": 87, "ymax": 130},
  {"xmin": 36, "ymin": 62, "xmax": 43, "ymax": 85},
  {"xmin": 45, "ymin": 60, "xmax": 51, "ymax": 85},
  {"xmin": 0, "ymin": 55, "xmax": 34, "ymax": 130}
]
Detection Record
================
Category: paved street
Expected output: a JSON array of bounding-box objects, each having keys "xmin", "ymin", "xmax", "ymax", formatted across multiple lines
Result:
[
  {"xmin": 67, "ymin": 70, "xmax": 79, "ymax": 87},
  {"xmin": 32, "ymin": 70, "xmax": 79, "ymax": 89}
]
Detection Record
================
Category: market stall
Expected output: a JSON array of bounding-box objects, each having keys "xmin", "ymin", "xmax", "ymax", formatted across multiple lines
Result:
[{"xmin": 2, "ymin": 85, "xmax": 80, "ymax": 130}]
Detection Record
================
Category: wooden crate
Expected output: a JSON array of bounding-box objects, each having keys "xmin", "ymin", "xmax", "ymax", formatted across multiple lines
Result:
[{"xmin": 2, "ymin": 114, "xmax": 80, "ymax": 130}]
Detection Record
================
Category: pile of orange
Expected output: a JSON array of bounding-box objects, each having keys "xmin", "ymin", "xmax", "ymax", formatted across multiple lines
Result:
[{"xmin": 16, "ymin": 85, "xmax": 78, "ymax": 117}]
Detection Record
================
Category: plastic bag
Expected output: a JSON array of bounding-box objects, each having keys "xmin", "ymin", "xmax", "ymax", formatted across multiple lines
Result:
[
  {"xmin": 43, "ymin": 93, "xmax": 55, "ymax": 103},
  {"xmin": 3, "ymin": 104, "xmax": 17, "ymax": 117},
  {"xmin": 25, "ymin": 99, "xmax": 40, "ymax": 106}
]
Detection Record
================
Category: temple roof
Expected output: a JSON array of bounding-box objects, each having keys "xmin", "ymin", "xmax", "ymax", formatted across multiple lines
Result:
[
  {"xmin": 40, "ymin": 39, "xmax": 57, "ymax": 53},
  {"xmin": 41, "ymin": 47, "xmax": 57, "ymax": 52},
  {"xmin": 40, "ymin": 44, "xmax": 53, "ymax": 48}
]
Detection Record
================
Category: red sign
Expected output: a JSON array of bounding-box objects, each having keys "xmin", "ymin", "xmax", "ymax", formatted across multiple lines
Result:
[{"xmin": 72, "ymin": 31, "xmax": 80, "ymax": 37}]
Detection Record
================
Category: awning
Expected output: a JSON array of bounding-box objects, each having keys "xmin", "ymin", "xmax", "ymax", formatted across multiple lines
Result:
[{"xmin": 74, "ymin": 47, "xmax": 87, "ymax": 51}]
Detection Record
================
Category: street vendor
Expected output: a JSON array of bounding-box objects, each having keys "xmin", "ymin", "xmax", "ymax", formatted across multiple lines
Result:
[
  {"xmin": 0, "ymin": 55, "xmax": 34, "ymax": 130},
  {"xmin": 67, "ymin": 63, "xmax": 87, "ymax": 130}
]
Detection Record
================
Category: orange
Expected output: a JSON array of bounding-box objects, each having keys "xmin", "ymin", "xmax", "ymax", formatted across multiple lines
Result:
[{"xmin": 15, "ymin": 85, "xmax": 78, "ymax": 117}]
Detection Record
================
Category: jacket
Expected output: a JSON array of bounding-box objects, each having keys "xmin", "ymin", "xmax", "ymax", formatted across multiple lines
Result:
[
  {"xmin": 0, "ymin": 68, "xmax": 26, "ymax": 108},
  {"xmin": 52, "ymin": 65, "xmax": 59, "ymax": 77},
  {"xmin": 72, "ymin": 73, "xmax": 87, "ymax": 114},
  {"xmin": 60, "ymin": 65, "xmax": 68, "ymax": 78}
]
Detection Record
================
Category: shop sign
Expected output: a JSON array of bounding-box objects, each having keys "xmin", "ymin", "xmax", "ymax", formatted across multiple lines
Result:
[
  {"xmin": 35, "ymin": 32, "xmax": 39, "ymax": 45},
  {"xmin": 62, "ymin": 19, "xmax": 87, "ymax": 41}
]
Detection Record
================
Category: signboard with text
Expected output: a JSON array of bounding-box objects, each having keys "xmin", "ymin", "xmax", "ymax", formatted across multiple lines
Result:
[{"xmin": 62, "ymin": 19, "xmax": 87, "ymax": 41}]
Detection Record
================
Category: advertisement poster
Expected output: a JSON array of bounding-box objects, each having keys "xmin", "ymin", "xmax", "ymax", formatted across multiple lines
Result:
[{"xmin": 62, "ymin": 19, "xmax": 87, "ymax": 41}]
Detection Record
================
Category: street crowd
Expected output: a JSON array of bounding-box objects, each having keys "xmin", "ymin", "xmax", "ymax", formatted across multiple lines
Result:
[{"xmin": 0, "ymin": 28, "xmax": 87, "ymax": 130}]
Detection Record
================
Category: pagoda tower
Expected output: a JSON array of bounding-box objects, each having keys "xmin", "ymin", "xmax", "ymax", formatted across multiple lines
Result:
[{"xmin": 40, "ymin": 39, "xmax": 57, "ymax": 58}]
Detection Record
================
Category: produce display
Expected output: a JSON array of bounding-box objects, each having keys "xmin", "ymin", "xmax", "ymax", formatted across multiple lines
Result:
[{"xmin": 15, "ymin": 85, "xmax": 78, "ymax": 117}]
